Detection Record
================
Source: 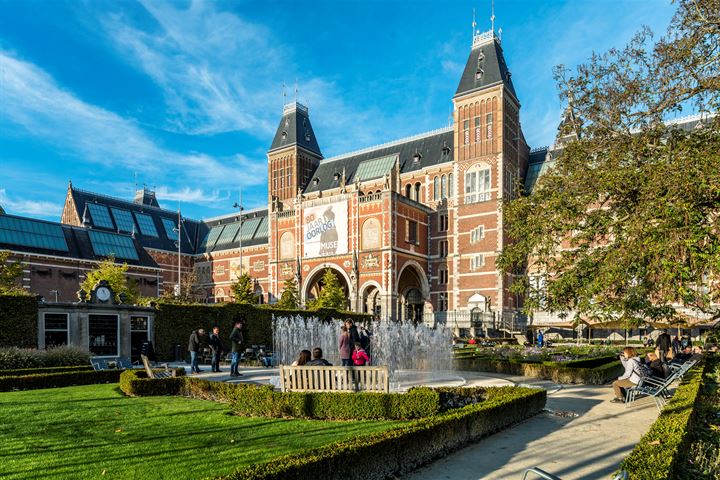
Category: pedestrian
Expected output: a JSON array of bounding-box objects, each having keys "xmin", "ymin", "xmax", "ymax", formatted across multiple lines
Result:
[
  {"xmin": 656, "ymin": 329, "xmax": 672, "ymax": 362},
  {"xmin": 339, "ymin": 325, "xmax": 352, "ymax": 366},
  {"xmin": 208, "ymin": 326, "xmax": 223, "ymax": 373},
  {"xmin": 187, "ymin": 328, "xmax": 206, "ymax": 374},
  {"xmin": 352, "ymin": 342, "xmax": 370, "ymax": 366},
  {"xmin": 229, "ymin": 317, "xmax": 244, "ymax": 377},
  {"xmin": 345, "ymin": 319, "xmax": 361, "ymax": 345},
  {"xmin": 610, "ymin": 347, "xmax": 643, "ymax": 403},
  {"xmin": 537, "ymin": 330, "xmax": 544, "ymax": 348},
  {"xmin": 306, "ymin": 347, "xmax": 332, "ymax": 366}
]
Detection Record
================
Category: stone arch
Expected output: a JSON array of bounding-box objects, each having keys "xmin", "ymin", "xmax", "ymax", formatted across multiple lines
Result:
[
  {"xmin": 359, "ymin": 281, "xmax": 383, "ymax": 318},
  {"xmin": 302, "ymin": 263, "xmax": 353, "ymax": 307},
  {"xmin": 396, "ymin": 261, "xmax": 430, "ymax": 323}
]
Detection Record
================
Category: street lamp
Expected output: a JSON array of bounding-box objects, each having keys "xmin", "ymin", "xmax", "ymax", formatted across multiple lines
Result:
[
  {"xmin": 174, "ymin": 208, "xmax": 182, "ymax": 297},
  {"xmin": 49, "ymin": 290, "xmax": 60, "ymax": 302}
]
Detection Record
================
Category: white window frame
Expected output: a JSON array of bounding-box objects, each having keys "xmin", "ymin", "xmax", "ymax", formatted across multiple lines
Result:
[
  {"xmin": 43, "ymin": 312, "xmax": 69, "ymax": 349},
  {"xmin": 470, "ymin": 254, "xmax": 485, "ymax": 271},
  {"xmin": 470, "ymin": 226, "xmax": 485, "ymax": 244},
  {"xmin": 465, "ymin": 168, "xmax": 491, "ymax": 204}
]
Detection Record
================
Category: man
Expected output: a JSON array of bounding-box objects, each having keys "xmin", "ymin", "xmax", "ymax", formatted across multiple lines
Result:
[
  {"xmin": 306, "ymin": 347, "xmax": 332, "ymax": 366},
  {"xmin": 187, "ymin": 328, "xmax": 205, "ymax": 374},
  {"xmin": 229, "ymin": 318, "xmax": 244, "ymax": 377},
  {"xmin": 208, "ymin": 326, "xmax": 223, "ymax": 373},
  {"xmin": 537, "ymin": 330, "xmax": 544, "ymax": 348},
  {"xmin": 656, "ymin": 329, "xmax": 672, "ymax": 362}
]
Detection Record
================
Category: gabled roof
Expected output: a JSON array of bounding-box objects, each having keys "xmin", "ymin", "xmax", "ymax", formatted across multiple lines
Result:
[
  {"xmin": 268, "ymin": 102, "xmax": 322, "ymax": 156},
  {"xmin": 304, "ymin": 128, "xmax": 454, "ymax": 194},
  {"xmin": 455, "ymin": 32, "xmax": 517, "ymax": 100}
]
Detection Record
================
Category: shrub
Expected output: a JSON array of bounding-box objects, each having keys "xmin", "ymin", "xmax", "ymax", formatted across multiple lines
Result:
[
  {"xmin": 0, "ymin": 369, "xmax": 123, "ymax": 392},
  {"xmin": 0, "ymin": 295, "xmax": 38, "ymax": 348},
  {"xmin": 0, "ymin": 365, "xmax": 93, "ymax": 377},
  {"xmin": 0, "ymin": 346, "xmax": 91, "ymax": 370},
  {"xmin": 455, "ymin": 356, "xmax": 624, "ymax": 384},
  {"xmin": 118, "ymin": 369, "xmax": 187, "ymax": 396}
]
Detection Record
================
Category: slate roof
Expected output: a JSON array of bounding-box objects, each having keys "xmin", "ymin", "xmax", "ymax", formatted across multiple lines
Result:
[
  {"xmin": 69, "ymin": 187, "xmax": 203, "ymax": 255},
  {"xmin": 304, "ymin": 127, "xmax": 454, "ymax": 194},
  {"xmin": 268, "ymin": 102, "xmax": 322, "ymax": 156},
  {"xmin": 455, "ymin": 35, "xmax": 517, "ymax": 100},
  {"xmin": 0, "ymin": 213, "xmax": 159, "ymax": 268}
]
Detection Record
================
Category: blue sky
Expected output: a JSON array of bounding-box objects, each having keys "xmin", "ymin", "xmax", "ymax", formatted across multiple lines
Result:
[{"xmin": 0, "ymin": 0, "xmax": 676, "ymax": 221}]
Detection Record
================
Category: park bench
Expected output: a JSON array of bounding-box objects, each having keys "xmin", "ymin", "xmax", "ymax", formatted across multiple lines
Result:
[
  {"xmin": 279, "ymin": 365, "xmax": 389, "ymax": 393},
  {"xmin": 140, "ymin": 354, "xmax": 177, "ymax": 379}
]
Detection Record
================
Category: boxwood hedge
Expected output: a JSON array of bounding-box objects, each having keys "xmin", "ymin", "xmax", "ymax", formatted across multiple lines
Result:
[
  {"xmin": 0, "ymin": 365, "xmax": 93, "ymax": 377},
  {"xmin": 0, "ymin": 295, "xmax": 38, "ymax": 348},
  {"xmin": 0, "ymin": 369, "xmax": 124, "ymax": 392},
  {"xmin": 455, "ymin": 356, "xmax": 623, "ymax": 384}
]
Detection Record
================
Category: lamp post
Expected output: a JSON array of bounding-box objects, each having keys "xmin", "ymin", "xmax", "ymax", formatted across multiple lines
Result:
[
  {"xmin": 49, "ymin": 290, "xmax": 60, "ymax": 302},
  {"xmin": 174, "ymin": 208, "xmax": 182, "ymax": 297},
  {"xmin": 233, "ymin": 191, "xmax": 244, "ymax": 278}
]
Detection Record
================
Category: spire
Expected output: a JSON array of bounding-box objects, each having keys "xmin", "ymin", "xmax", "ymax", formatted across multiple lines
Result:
[{"xmin": 268, "ymin": 101, "xmax": 322, "ymax": 156}]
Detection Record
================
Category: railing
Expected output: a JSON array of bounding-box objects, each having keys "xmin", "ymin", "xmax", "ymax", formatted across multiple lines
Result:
[
  {"xmin": 429, "ymin": 310, "xmax": 526, "ymax": 334},
  {"xmin": 276, "ymin": 210, "xmax": 295, "ymax": 219},
  {"xmin": 359, "ymin": 192, "xmax": 383, "ymax": 203}
]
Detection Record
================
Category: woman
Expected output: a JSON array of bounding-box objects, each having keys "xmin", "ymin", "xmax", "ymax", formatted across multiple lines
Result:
[
  {"xmin": 339, "ymin": 326, "xmax": 352, "ymax": 366},
  {"xmin": 291, "ymin": 349, "xmax": 311, "ymax": 366},
  {"xmin": 611, "ymin": 347, "xmax": 642, "ymax": 403}
]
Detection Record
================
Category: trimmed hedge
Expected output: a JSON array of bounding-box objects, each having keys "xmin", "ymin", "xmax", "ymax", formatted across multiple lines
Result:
[
  {"xmin": 0, "ymin": 369, "xmax": 124, "ymax": 392},
  {"xmin": 220, "ymin": 386, "xmax": 546, "ymax": 480},
  {"xmin": 620, "ymin": 360, "xmax": 708, "ymax": 480},
  {"xmin": 0, "ymin": 295, "xmax": 38, "ymax": 348},
  {"xmin": 153, "ymin": 302, "xmax": 370, "ymax": 360},
  {"xmin": 455, "ymin": 356, "xmax": 624, "ymax": 384},
  {"xmin": 0, "ymin": 346, "xmax": 91, "ymax": 370},
  {"xmin": 0, "ymin": 365, "xmax": 93, "ymax": 377}
]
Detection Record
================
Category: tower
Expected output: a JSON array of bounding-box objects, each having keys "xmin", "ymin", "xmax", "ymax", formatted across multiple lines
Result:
[{"xmin": 267, "ymin": 102, "xmax": 322, "ymax": 208}]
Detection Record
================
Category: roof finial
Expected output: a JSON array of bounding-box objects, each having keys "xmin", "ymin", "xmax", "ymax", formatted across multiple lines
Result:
[
  {"xmin": 294, "ymin": 78, "xmax": 298, "ymax": 103},
  {"xmin": 491, "ymin": 0, "xmax": 495, "ymax": 33},
  {"xmin": 282, "ymin": 82, "xmax": 287, "ymax": 108},
  {"xmin": 472, "ymin": 8, "xmax": 476, "ymax": 40}
]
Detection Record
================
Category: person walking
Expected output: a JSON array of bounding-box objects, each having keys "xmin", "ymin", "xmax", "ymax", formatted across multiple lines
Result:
[
  {"xmin": 187, "ymin": 328, "xmax": 205, "ymax": 374},
  {"xmin": 208, "ymin": 326, "xmax": 223, "ymax": 373},
  {"xmin": 339, "ymin": 325, "xmax": 352, "ymax": 366},
  {"xmin": 656, "ymin": 329, "xmax": 672, "ymax": 362},
  {"xmin": 537, "ymin": 330, "xmax": 544, "ymax": 348},
  {"xmin": 229, "ymin": 318, "xmax": 244, "ymax": 377}
]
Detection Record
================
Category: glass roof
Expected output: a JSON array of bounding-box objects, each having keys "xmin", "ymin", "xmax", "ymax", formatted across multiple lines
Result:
[
  {"xmin": 87, "ymin": 203, "xmax": 114, "ymax": 229},
  {"xmin": 254, "ymin": 216, "xmax": 268, "ymax": 238},
  {"xmin": 110, "ymin": 208, "xmax": 135, "ymax": 233},
  {"xmin": 88, "ymin": 230, "xmax": 139, "ymax": 260},
  {"xmin": 133, "ymin": 212, "xmax": 158, "ymax": 237},
  {"xmin": 239, "ymin": 217, "xmax": 262, "ymax": 241},
  {"xmin": 0, "ymin": 216, "xmax": 69, "ymax": 252},
  {"xmin": 354, "ymin": 154, "xmax": 397, "ymax": 182},
  {"xmin": 161, "ymin": 218, "xmax": 178, "ymax": 241},
  {"xmin": 213, "ymin": 223, "xmax": 240, "ymax": 250},
  {"xmin": 200, "ymin": 224, "xmax": 224, "ymax": 251}
]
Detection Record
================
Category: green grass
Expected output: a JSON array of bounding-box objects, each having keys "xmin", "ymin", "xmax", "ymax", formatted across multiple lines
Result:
[{"xmin": 0, "ymin": 384, "xmax": 405, "ymax": 479}]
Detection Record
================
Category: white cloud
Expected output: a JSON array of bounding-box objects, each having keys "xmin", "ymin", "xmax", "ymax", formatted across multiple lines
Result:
[
  {"xmin": 0, "ymin": 189, "xmax": 62, "ymax": 217},
  {"xmin": 153, "ymin": 186, "xmax": 230, "ymax": 205}
]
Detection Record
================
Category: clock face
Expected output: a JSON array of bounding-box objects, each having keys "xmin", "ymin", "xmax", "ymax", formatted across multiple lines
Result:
[{"xmin": 96, "ymin": 287, "xmax": 111, "ymax": 302}]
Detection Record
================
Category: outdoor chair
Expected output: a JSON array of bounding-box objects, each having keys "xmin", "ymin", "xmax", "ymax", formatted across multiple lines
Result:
[
  {"xmin": 140, "ymin": 354, "xmax": 176, "ymax": 379},
  {"xmin": 115, "ymin": 357, "xmax": 135, "ymax": 369},
  {"xmin": 90, "ymin": 357, "xmax": 108, "ymax": 371}
]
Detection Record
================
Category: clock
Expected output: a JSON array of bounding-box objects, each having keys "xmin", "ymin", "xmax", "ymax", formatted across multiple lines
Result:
[{"xmin": 96, "ymin": 286, "xmax": 112, "ymax": 302}]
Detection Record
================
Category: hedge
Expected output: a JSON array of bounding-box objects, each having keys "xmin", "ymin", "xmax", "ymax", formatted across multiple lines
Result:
[
  {"xmin": 0, "ymin": 295, "xmax": 38, "ymax": 348},
  {"xmin": 620, "ymin": 361, "xmax": 708, "ymax": 480},
  {"xmin": 0, "ymin": 346, "xmax": 90, "ymax": 370},
  {"xmin": 219, "ymin": 386, "xmax": 546, "ymax": 480},
  {"xmin": 0, "ymin": 369, "xmax": 124, "ymax": 392},
  {"xmin": 0, "ymin": 365, "xmax": 93, "ymax": 377},
  {"xmin": 153, "ymin": 302, "xmax": 370, "ymax": 360},
  {"xmin": 455, "ymin": 356, "xmax": 624, "ymax": 384}
]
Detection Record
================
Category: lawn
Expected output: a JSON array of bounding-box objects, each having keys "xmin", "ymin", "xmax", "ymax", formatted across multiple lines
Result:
[{"xmin": 0, "ymin": 383, "xmax": 405, "ymax": 479}]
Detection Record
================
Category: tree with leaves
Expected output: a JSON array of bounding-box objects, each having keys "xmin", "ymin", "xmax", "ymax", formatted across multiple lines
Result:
[
  {"xmin": 277, "ymin": 276, "xmax": 299, "ymax": 309},
  {"xmin": 311, "ymin": 269, "xmax": 347, "ymax": 310},
  {"xmin": 499, "ymin": 0, "xmax": 720, "ymax": 325},
  {"xmin": 80, "ymin": 257, "xmax": 138, "ymax": 304},
  {"xmin": 0, "ymin": 250, "xmax": 26, "ymax": 295},
  {"xmin": 231, "ymin": 272, "xmax": 258, "ymax": 304}
]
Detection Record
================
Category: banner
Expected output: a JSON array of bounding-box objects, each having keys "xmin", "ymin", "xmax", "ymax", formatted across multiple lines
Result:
[{"xmin": 303, "ymin": 201, "xmax": 348, "ymax": 258}]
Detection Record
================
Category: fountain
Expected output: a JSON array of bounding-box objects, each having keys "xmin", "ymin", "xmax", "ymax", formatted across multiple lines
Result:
[{"xmin": 272, "ymin": 314, "xmax": 463, "ymax": 390}]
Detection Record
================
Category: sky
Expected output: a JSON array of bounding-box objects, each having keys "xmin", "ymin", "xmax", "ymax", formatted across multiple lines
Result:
[{"xmin": 0, "ymin": 0, "xmax": 677, "ymax": 221}]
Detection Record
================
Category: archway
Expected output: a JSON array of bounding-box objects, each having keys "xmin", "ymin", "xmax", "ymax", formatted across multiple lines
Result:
[
  {"xmin": 360, "ymin": 282, "xmax": 382, "ymax": 318},
  {"xmin": 303, "ymin": 265, "xmax": 351, "ymax": 309},
  {"xmin": 396, "ymin": 262, "xmax": 428, "ymax": 323}
]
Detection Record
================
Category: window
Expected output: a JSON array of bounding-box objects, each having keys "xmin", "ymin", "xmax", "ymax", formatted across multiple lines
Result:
[
  {"xmin": 433, "ymin": 176, "xmax": 439, "ymax": 201},
  {"xmin": 441, "ymin": 175, "xmax": 447, "ymax": 199},
  {"xmin": 44, "ymin": 313, "xmax": 68, "ymax": 348},
  {"xmin": 279, "ymin": 231, "xmax": 294, "ymax": 259},
  {"xmin": 448, "ymin": 173, "xmax": 453, "ymax": 198},
  {"xmin": 463, "ymin": 120, "xmax": 470, "ymax": 144},
  {"xmin": 130, "ymin": 316, "xmax": 149, "ymax": 360},
  {"xmin": 465, "ymin": 168, "xmax": 491, "ymax": 204},
  {"xmin": 87, "ymin": 203, "xmax": 114, "ymax": 229},
  {"xmin": 111, "ymin": 208, "xmax": 135, "ymax": 233},
  {"xmin": 438, "ymin": 240, "xmax": 448, "ymax": 257},
  {"xmin": 0, "ymin": 216, "xmax": 69, "ymax": 252},
  {"xmin": 88, "ymin": 314, "xmax": 118, "ymax": 356},
  {"xmin": 474, "ymin": 117, "xmax": 481, "ymax": 142},
  {"xmin": 405, "ymin": 184, "xmax": 412, "ymax": 197},
  {"xmin": 134, "ymin": 212, "xmax": 159, "ymax": 237},
  {"xmin": 438, "ymin": 214, "xmax": 448, "ymax": 232},
  {"xmin": 504, "ymin": 167, "xmax": 516, "ymax": 199},
  {"xmin": 362, "ymin": 218, "xmax": 381, "ymax": 250},
  {"xmin": 161, "ymin": 218, "xmax": 178, "ymax": 241},
  {"xmin": 486, "ymin": 113, "xmax": 493, "ymax": 139},
  {"xmin": 470, "ymin": 254, "xmax": 485, "ymax": 271},
  {"xmin": 470, "ymin": 226, "xmax": 484, "ymax": 244},
  {"xmin": 438, "ymin": 266, "xmax": 448, "ymax": 285},
  {"xmin": 439, "ymin": 293, "xmax": 448, "ymax": 311},
  {"xmin": 88, "ymin": 230, "xmax": 139, "ymax": 260},
  {"xmin": 406, "ymin": 220, "xmax": 418, "ymax": 245},
  {"xmin": 414, "ymin": 182, "xmax": 421, "ymax": 202}
]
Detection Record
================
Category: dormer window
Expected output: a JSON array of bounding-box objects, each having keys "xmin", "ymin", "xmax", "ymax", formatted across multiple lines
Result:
[
  {"xmin": 333, "ymin": 172, "xmax": 340, "ymax": 181},
  {"xmin": 475, "ymin": 68, "xmax": 483, "ymax": 80},
  {"xmin": 413, "ymin": 152, "xmax": 422, "ymax": 163},
  {"xmin": 305, "ymin": 131, "xmax": 311, "ymax": 141},
  {"xmin": 313, "ymin": 177, "xmax": 320, "ymax": 185},
  {"xmin": 281, "ymin": 131, "xmax": 287, "ymax": 140},
  {"xmin": 284, "ymin": 118, "xmax": 289, "ymax": 127}
]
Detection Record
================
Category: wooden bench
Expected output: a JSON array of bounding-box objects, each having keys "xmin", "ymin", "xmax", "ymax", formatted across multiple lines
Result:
[
  {"xmin": 140, "ymin": 354, "xmax": 177, "ymax": 379},
  {"xmin": 279, "ymin": 365, "xmax": 389, "ymax": 393}
]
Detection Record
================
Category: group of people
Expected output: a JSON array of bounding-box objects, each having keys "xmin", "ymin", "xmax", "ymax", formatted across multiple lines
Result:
[
  {"xmin": 291, "ymin": 319, "xmax": 373, "ymax": 367},
  {"xmin": 187, "ymin": 317, "xmax": 246, "ymax": 377},
  {"xmin": 610, "ymin": 329, "xmax": 703, "ymax": 403}
]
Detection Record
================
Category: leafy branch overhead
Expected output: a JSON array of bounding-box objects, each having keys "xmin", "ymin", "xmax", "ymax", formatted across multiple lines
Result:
[{"xmin": 498, "ymin": 0, "xmax": 720, "ymax": 324}]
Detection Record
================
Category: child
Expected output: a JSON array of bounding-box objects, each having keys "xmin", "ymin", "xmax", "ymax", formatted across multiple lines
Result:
[{"xmin": 352, "ymin": 341, "xmax": 370, "ymax": 366}]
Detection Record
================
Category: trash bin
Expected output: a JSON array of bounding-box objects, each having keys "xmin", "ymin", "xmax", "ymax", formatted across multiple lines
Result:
[{"xmin": 173, "ymin": 344, "xmax": 183, "ymax": 362}]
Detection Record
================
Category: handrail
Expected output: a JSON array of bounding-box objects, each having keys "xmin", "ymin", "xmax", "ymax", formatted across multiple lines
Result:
[{"xmin": 522, "ymin": 467, "xmax": 562, "ymax": 480}]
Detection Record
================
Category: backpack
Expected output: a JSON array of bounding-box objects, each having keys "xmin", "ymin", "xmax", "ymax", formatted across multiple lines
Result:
[{"xmin": 633, "ymin": 360, "xmax": 652, "ymax": 379}]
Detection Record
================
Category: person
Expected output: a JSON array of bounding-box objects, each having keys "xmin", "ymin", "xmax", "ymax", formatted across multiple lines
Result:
[
  {"xmin": 306, "ymin": 347, "xmax": 332, "ymax": 366},
  {"xmin": 229, "ymin": 317, "xmax": 244, "ymax": 377},
  {"xmin": 656, "ymin": 329, "xmax": 672, "ymax": 362},
  {"xmin": 645, "ymin": 352, "xmax": 668, "ymax": 378},
  {"xmin": 537, "ymin": 330, "xmax": 544, "ymax": 348},
  {"xmin": 680, "ymin": 335, "xmax": 692, "ymax": 350},
  {"xmin": 352, "ymin": 342, "xmax": 370, "ymax": 366},
  {"xmin": 644, "ymin": 335, "xmax": 655, "ymax": 348},
  {"xmin": 339, "ymin": 325, "xmax": 352, "ymax": 366},
  {"xmin": 208, "ymin": 326, "xmax": 223, "ymax": 373},
  {"xmin": 611, "ymin": 347, "xmax": 642, "ymax": 403},
  {"xmin": 672, "ymin": 335, "xmax": 681, "ymax": 355},
  {"xmin": 291, "ymin": 349, "xmax": 311, "ymax": 366},
  {"xmin": 467, "ymin": 337, "xmax": 477, "ymax": 345},
  {"xmin": 675, "ymin": 346, "xmax": 693, "ymax": 362},
  {"xmin": 359, "ymin": 325, "xmax": 372, "ymax": 356},
  {"xmin": 257, "ymin": 347, "xmax": 272, "ymax": 368},
  {"xmin": 345, "ymin": 319, "xmax": 361, "ymax": 346},
  {"xmin": 187, "ymin": 328, "xmax": 206, "ymax": 374}
]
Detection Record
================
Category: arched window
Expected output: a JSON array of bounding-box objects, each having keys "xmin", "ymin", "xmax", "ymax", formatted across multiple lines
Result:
[
  {"xmin": 279, "ymin": 231, "xmax": 294, "ymax": 260},
  {"xmin": 361, "ymin": 218, "xmax": 381, "ymax": 250},
  {"xmin": 414, "ymin": 182, "xmax": 421, "ymax": 202},
  {"xmin": 448, "ymin": 173, "xmax": 453, "ymax": 198},
  {"xmin": 441, "ymin": 175, "xmax": 447, "ymax": 199},
  {"xmin": 405, "ymin": 184, "xmax": 412, "ymax": 197},
  {"xmin": 433, "ymin": 176, "xmax": 439, "ymax": 201}
]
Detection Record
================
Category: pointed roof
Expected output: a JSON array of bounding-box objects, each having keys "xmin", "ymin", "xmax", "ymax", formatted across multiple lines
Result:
[
  {"xmin": 268, "ymin": 102, "xmax": 322, "ymax": 156},
  {"xmin": 454, "ymin": 31, "xmax": 517, "ymax": 100}
]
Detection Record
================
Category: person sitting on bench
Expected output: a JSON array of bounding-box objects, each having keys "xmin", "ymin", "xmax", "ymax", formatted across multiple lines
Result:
[{"xmin": 306, "ymin": 347, "xmax": 332, "ymax": 366}]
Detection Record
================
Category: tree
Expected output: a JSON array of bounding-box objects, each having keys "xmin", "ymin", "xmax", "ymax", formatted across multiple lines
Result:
[
  {"xmin": 80, "ymin": 257, "xmax": 138, "ymax": 303},
  {"xmin": 277, "ymin": 276, "xmax": 299, "ymax": 309},
  {"xmin": 311, "ymin": 269, "xmax": 347, "ymax": 310},
  {"xmin": 499, "ymin": 0, "xmax": 720, "ymax": 324},
  {"xmin": 161, "ymin": 269, "xmax": 205, "ymax": 303},
  {"xmin": 0, "ymin": 250, "xmax": 26, "ymax": 295},
  {"xmin": 231, "ymin": 272, "xmax": 258, "ymax": 304}
]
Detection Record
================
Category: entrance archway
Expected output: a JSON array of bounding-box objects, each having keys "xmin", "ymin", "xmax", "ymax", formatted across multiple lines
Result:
[
  {"xmin": 397, "ymin": 262, "xmax": 428, "ymax": 323},
  {"xmin": 361, "ymin": 282, "xmax": 382, "ymax": 318},
  {"xmin": 303, "ymin": 265, "xmax": 351, "ymax": 309}
]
